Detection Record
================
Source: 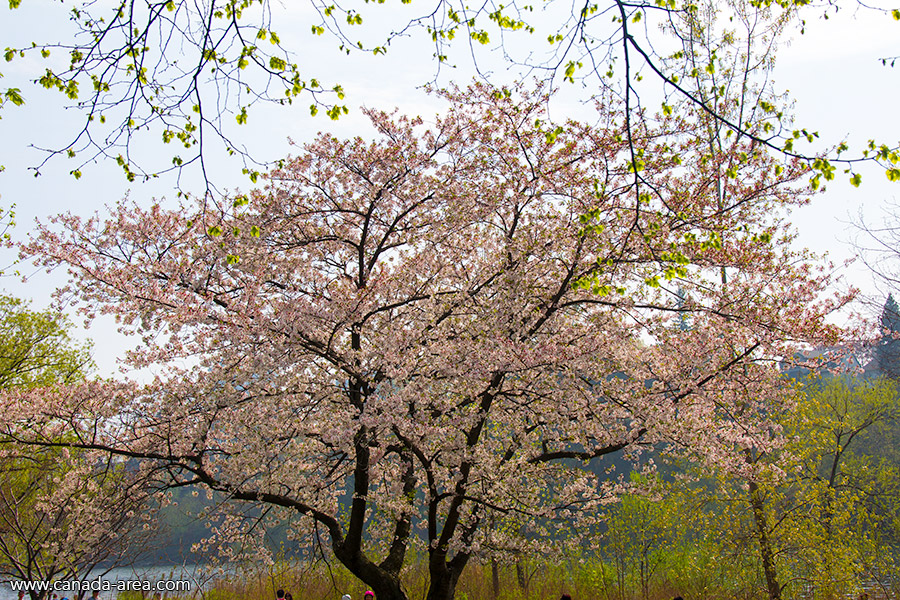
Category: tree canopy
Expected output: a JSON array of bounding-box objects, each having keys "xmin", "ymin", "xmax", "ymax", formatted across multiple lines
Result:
[
  {"xmin": 2, "ymin": 83, "xmax": 846, "ymax": 600},
  {"xmin": 0, "ymin": 294, "xmax": 91, "ymax": 388}
]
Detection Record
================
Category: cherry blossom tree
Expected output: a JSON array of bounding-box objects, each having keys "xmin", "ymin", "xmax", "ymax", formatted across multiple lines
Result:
[{"xmin": 4, "ymin": 83, "xmax": 845, "ymax": 600}]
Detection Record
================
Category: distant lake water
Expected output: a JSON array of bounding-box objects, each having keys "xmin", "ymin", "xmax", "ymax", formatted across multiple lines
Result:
[{"xmin": 0, "ymin": 565, "xmax": 210, "ymax": 600}]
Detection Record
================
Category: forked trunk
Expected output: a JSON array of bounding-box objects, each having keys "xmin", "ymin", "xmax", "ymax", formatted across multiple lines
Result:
[
  {"xmin": 425, "ymin": 568, "xmax": 461, "ymax": 600},
  {"xmin": 426, "ymin": 551, "xmax": 470, "ymax": 600},
  {"xmin": 333, "ymin": 553, "xmax": 409, "ymax": 600}
]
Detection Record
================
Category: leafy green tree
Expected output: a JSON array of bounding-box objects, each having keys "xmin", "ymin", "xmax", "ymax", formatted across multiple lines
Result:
[
  {"xmin": 653, "ymin": 376, "xmax": 900, "ymax": 600},
  {"xmin": 597, "ymin": 479, "xmax": 674, "ymax": 600},
  {"xmin": 779, "ymin": 377, "xmax": 899, "ymax": 596},
  {"xmin": 0, "ymin": 295, "xmax": 91, "ymax": 388},
  {"xmin": 706, "ymin": 376, "xmax": 900, "ymax": 599}
]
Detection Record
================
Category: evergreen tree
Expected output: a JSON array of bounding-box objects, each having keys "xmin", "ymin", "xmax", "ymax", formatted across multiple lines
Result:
[{"xmin": 876, "ymin": 294, "xmax": 900, "ymax": 379}]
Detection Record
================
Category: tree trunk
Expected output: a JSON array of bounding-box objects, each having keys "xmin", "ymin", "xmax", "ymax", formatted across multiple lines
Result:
[
  {"xmin": 332, "ymin": 545, "xmax": 409, "ymax": 600},
  {"xmin": 640, "ymin": 551, "xmax": 648, "ymax": 600},
  {"xmin": 515, "ymin": 559, "xmax": 526, "ymax": 590},
  {"xmin": 368, "ymin": 575, "xmax": 407, "ymax": 600},
  {"xmin": 425, "ymin": 573, "xmax": 457, "ymax": 600},
  {"xmin": 491, "ymin": 558, "xmax": 501, "ymax": 599},
  {"xmin": 749, "ymin": 481, "xmax": 781, "ymax": 600},
  {"xmin": 425, "ymin": 555, "xmax": 467, "ymax": 600}
]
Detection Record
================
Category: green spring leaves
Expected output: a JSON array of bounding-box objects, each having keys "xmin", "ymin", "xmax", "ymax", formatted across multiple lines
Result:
[
  {"xmin": 785, "ymin": 131, "xmax": 900, "ymax": 189},
  {"xmin": 2, "ymin": 88, "xmax": 24, "ymax": 107},
  {"xmin": 488, "ymin": 6, "xmax": 535, "ymax": 33},
  {"xmin": 563, "ymin": 60, "xmax": 582, "ymax": 83},
  {"xmin": 204, "ymin": 196, "xmax": 261, "ymax": 265}
]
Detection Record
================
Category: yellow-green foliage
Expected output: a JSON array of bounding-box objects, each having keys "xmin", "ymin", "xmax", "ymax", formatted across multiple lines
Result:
[
  {"xmin": 663, "ymin": 375, "xmax": 900, "ymax": 600},
  {"xmin": 0, "ymin": 294, "xmax": 93, "ymax": 388}
]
